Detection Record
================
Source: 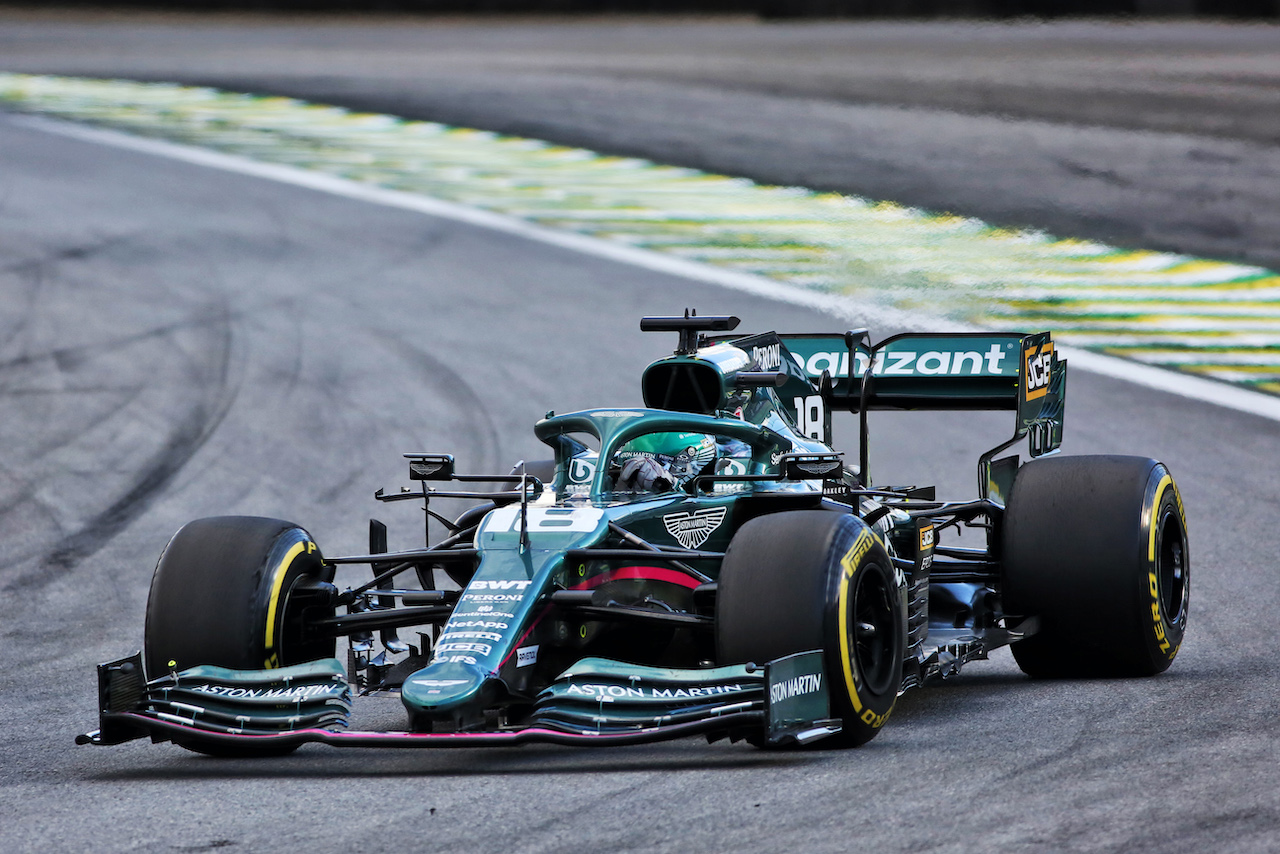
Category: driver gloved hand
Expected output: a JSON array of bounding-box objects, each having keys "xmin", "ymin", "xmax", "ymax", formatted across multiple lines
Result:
[{"xmin": 618, "ymin": 457, "xmax": 675, "ymax": 492}]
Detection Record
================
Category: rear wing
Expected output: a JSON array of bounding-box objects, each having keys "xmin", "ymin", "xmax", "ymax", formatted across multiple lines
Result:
[
  {"xmin": 669, "ymin": 317, "xmax": 1065, "ymax": 503},
  {"xmin": 782, "ymin": 332, "xmax": 1062, "ymax": 425},
  {"xmin": 776, "ymin": 331, "xmax": 1066, "ymax": 502}
]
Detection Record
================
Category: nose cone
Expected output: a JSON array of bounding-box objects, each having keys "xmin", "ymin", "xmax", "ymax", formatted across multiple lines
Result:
[{"xmin": 400, "ymin": 659, "xmax": 493, "ymax": 721}]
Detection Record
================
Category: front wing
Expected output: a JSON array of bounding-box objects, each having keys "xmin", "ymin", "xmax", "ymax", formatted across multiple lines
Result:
[{"xmin": 77, "ymin": 651, "xmax": 841, "ymax": 751}]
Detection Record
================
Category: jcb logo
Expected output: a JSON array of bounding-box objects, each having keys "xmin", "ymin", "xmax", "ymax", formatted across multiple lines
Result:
[
  {"xmin": 919, "ymin": 525, "xmax": 935, "ymax": 551},
  {"xmin": 1023, "ymin": 342, "xmax": 1054, "ymax": 401}
]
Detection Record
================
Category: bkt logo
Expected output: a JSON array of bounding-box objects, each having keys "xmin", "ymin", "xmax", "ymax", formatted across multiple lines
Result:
[{"xmin": 1023, "ymin": 342, "xmax": 1054, "ymax": 401}]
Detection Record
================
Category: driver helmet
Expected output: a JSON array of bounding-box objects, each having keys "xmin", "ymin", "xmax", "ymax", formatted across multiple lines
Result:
[{"xmin": 615, "ymin": 431, "xmax": 717, "ymax": 489}]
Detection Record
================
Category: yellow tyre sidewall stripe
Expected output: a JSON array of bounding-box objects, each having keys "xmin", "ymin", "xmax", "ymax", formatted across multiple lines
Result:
[
  {"xmin": 1145, "ymin": 470, "xmax": 1187, "ymax": 663},
  {"xmin": 837, "ymin": 529, "xmax": 879, "ymax": 719},
  {"xmin": 263, "ymin": 540, "xmax": 308, "ymax": 667}
]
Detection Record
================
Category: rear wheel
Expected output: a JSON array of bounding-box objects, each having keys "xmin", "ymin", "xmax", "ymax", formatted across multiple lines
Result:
[
  {"xmin": 144, "ymin": 516, "xmax": 336, "ymax": 755},
  {"xmin": 1002, "ymin": 455, "xmax": 1189, "ymax": 677},
  {"xmin": 717, "ymin": 511, "xmax": 906, "ymax": 747}
]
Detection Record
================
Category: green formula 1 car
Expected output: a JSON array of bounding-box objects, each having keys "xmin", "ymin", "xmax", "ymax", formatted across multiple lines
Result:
[{"xmin": 79, "ymin": 312, "xmax": 1189, "ymax": 755}]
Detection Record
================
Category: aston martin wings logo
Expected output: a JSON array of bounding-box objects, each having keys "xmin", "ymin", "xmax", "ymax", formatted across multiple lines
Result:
[{"xmin": 663, "ymin": 508, "xmax": 727, "ymax": 550}]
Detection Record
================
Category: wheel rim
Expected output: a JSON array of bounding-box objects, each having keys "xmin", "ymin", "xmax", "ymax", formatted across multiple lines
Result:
[
  {"xmin": 1156, "ymin": 508, "xmax": 1187, "ymax": 626},
  {"xmin": 850, "ymin": 564, "xmax": 896, "ymax": 696},
  {"xmin": 277, "ymin": 575, "xmax": 335, "ymax": 666}
]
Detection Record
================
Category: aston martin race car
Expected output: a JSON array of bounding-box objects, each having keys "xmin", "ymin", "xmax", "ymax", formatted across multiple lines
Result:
[{"xmin": 79, "ymin": 312, "xmax": 1189, "ymax": 755}]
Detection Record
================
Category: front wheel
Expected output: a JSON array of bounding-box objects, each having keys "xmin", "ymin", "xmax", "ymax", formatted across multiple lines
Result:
[
  {"xmin": 1002, "ymin": 455, "xmax": 1189, "ymax": 678},
  {"xmin": 717, "ymin": 511, "xmax": 906, "ymax": 747},
  {"xmin": 144, "ymin": 516, "xmax": 336, "ymax": 755}
]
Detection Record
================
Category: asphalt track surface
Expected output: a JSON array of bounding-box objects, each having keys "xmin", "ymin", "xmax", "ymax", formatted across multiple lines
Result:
[
  {"xmin": 1, "ymin": 14, "xmax": 1279, "ymax": 267},
  {"xmin": 1, "ymin": 13, "xmax": 1279, "ymax": 854}
]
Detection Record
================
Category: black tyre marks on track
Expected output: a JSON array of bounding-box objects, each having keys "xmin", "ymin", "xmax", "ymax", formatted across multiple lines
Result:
[
  {"xmin": 0, "ymin": 302, "xmax": 241, "ymax": 591},
  {"xmin": 36, "ymin": 306, "xmax": 239, "ymax": 580}
]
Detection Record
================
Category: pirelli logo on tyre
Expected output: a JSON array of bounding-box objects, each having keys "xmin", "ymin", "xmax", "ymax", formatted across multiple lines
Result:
[
  {"xmin": 1147, "ymin": 472, "xmax": 1187, "ymax": 662},
  {"xmin": 839, "ymin": 529, "xmax": 876, "ymax": 580},
  {"xmin": 1022, "ymin": 339, "xmax": 1054, "ymax": 402},
  {"xmin": 837, "ymin": 528, "xmax": 889, "ymax": 728}
]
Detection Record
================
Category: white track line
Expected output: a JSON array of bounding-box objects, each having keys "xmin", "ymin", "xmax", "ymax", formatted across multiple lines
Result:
[{"xmin": 14, "ymin": 112, "xmax": 1280, "ymax": 424}]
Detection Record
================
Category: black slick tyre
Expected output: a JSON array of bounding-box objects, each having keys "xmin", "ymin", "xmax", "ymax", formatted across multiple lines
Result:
[
  {"xmin": 1002, "ymin": 455, "xmax": 1189, "ymax": 678},
  {"xmin": 144, "ymin": 516, "xmax": 336, "ymax": 755},
  {"xmin": 717, "ymin": 511, "xmax": 906, "ymax": 747}
]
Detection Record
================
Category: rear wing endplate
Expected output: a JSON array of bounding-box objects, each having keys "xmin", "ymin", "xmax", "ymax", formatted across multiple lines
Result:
[{"xmin": 777, "ymin": 331, "xmax": 1065, "ymax": 501}]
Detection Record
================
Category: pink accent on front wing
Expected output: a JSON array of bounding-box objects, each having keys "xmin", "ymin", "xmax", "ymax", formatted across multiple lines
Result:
[{"xmin": 115, "ymin": 710, "xmax": 762, "ymax": 748}]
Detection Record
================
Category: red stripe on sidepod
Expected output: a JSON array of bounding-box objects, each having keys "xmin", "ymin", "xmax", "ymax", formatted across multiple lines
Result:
[
  {"xmin": 495, "ymin": 567, "xmax": 700, "ymax": 669},
  {"xmin": 568, "ymin": 566, "xmax": 702, "ymax": 591},
  {"xmin": 496, "ymin": 604, "xmax": 553, "ymax": 670}
]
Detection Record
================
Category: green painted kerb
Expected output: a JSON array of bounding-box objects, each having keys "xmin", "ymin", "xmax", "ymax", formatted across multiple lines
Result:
[{"xmin": 3, "ymin": 74, "xmax": 1277, "ymax": 394}]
